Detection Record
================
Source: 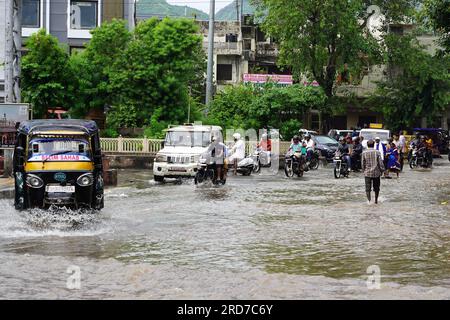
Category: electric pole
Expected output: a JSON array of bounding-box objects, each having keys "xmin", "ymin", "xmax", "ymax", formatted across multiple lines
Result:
[
  {"xmin": 5, "ymin": 0, "xmax": 22, "ymax": 103},
  {"xmin": 205, "ymin": 0, "xmax": 215, "ymax": 108},
  {"xmin": 128, "ymin": 0, "xmax": 136, "ymax": 31}
]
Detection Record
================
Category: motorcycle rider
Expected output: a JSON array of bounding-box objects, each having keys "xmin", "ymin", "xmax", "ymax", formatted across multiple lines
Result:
[
  {"xmin": 228, "ymin": 133, "xmax": 245, "ymax": 175},
  {"xmin": 257, "ymin": 133, "xmax": 272, "ymax": 165},
  {"xmin": 416, "ymin": 135, "xmax": 433, "ymax": 166},
  {"xmin": 337, "ymin": 137, "xmax": 351, "ymax": 172},
  {"xmin": 302, "ymin": 133, "xmax": 315, "ymax": 165},
  {"xmin": 408, "ymin": 133, "xmax": 421, "ymax": 162},
  {"xmin": 351, "ymin": 137, "xmax": 363, "ymax": 171},
  {"xmin": 205, "ymin": 136, "xmax": 227, "ymax": 183}
]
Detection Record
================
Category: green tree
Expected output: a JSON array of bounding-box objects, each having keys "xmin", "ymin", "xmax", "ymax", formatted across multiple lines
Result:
[
  {"xmin": 369, "ymin": 33, "xmax": 450, "ymax": 131},
  {"xmin": 70, "ymin": 19, "xmax": 132, "ymax": 117},
  {"xmin": 207, "ymin": 83, "xmax": 326, "ymax": 138},
  {"xmin": 108, "ymin": 18, "xmax": 205, "ymax": 136},
  {"xmin": 421, "ymin": 0, "xmax": 450, "ymax": 54},
  {"xmin": 21, "ymin": 29, "xmax": 75, "ymax": 118}
]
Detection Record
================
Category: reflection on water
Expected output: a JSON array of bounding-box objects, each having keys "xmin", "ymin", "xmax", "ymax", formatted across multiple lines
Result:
[{"xmin": 0, "ymin": 160, "xmax": 449, "ymax": 298}]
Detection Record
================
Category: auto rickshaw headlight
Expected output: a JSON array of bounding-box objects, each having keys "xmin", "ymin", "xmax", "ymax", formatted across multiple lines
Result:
[
  {"xmin": 26, "ymin": 174, "xmax": 44, "ymax": 188},
  {"xmin": 77, "ymin": 173, "xmax": 94, "ymax": 186}
]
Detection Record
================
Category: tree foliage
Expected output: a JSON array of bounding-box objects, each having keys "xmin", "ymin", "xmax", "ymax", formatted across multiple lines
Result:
[
  {"xmin": 207, "ymin": 84, "xmax": 326, "ymax": 138},
  {"xmin": 369, "ymin": 33, "xmax": 450, "ymax": 131},
  {"xmin": 21, "ymin": 30, "xmax": 75, "ymax": 118},
  {"xmin": 420, "ymin": 0, "xmax": 450, "ymax": 54},
  {"xmin": 107, "ymin": 18, "xmax": 205, "ymax": 134}
]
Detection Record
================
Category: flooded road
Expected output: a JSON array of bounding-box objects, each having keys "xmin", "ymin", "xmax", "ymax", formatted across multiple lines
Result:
[{"xmin": 0, "ymin": 160, "xmax": 450, "ymax": 299}]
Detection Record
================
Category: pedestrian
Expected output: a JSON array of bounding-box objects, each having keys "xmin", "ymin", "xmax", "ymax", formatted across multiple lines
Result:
[
  {"xmin": 386, "ymin": 142, "xmax": 401, "ymax": 178},
  {"xmin": 398, "ymin": 131, "xmax": 407, "ymax": 171},
  {"xmin": 362, "ymin": 139, "xmax": 385, "ymax": 204}
]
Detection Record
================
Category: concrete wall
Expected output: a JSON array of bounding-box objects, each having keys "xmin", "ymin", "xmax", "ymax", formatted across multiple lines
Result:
[{"xmin": 106, "ymin": 155, "xmax": 154, "ymax": 169}]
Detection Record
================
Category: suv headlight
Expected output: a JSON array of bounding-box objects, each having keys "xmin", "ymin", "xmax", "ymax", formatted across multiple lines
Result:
[
  {"xmin": 26, "ymin": 174, "xmax": 44, "ymax": 188},
  {"xmin": 155, "ymin": 154, "xmax": 167, "ymax": 162},
  {"xmin": 77, "ymin": 173, "xmax": 94, "ymax": 187}
]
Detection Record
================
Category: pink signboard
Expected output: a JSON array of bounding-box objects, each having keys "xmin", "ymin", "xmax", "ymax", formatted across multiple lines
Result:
[{"xmin": 243, "ymin": 74, "xmax": 293, "ymax": 85}]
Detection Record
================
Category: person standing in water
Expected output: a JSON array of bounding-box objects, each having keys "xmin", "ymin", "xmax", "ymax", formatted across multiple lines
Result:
[{"xmin": 362, "ymin": 139, "xmax": 385, "ymax": 204}]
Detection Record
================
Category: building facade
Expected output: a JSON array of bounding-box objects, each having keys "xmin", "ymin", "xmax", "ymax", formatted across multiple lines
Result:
[{"xmin": 0, "ymin": 0, "xmax": 131, "ymax": 103}]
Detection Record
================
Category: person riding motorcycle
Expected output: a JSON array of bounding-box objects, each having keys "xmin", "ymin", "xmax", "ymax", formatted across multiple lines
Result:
[
  {"xmin": 205, "ymin": 136, "xmax": 227, "ymax": 183},
  {"xmin": 408, "ymin": 133, "xmax": 421, "ymax": 162},
  {"xmin": 336, "ymin": 137, "xmax": 351, "ymax": 172},
  {"xmin": 228, "ymin": 133, "xmax": 245, "ymax": 175},
  {"xmin": 415, "ymin": 135, "xmax": 433, "ymax": 165},
  {"xmin": 257, "ymin": 133, "xmax": 272, "ymax": 164},
  {"xmin": 351, "ymin": 137, "xmax": 363, "ymax": 170},
  {"xmin": 288, "ymin": 135, "xmax": 306, "ymax": 164},
  {"xmin": 302, "ymin": 133, "xmax": 315, "ymax": 165}
]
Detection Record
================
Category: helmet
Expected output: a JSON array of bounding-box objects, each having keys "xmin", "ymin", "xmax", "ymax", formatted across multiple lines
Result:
[
  {"xmin": 293, "ymin": 135, "xmax": 299, "ymax": 141},
  {"xmin": 339, "ymin": 136, "xmax": 345, "ymax": 142},
  {"xmin": 261, "ymin": 133, "xmax": 268, "ymax": 139},
  {"xmin": 305, "ymin": 133, "xmax": 311, "ymax": 138},
  {"xmin": 233, "ymin": 133, "xmax": 241, "ymax": 140}
]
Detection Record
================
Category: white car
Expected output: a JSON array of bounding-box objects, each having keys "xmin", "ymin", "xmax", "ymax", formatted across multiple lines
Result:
[
  {"xmin": 359, "ymin": 128, "xmax": 391, "ymax": 148},
  {"xmin": 153, "ymin": 125, "xmax": 223, "ymax": 182}
]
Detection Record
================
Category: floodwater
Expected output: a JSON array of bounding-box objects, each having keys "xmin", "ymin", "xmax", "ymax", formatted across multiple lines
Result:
[{"xmin": 0, "ymin": 159, "xmax": 449, "ymax": 299}]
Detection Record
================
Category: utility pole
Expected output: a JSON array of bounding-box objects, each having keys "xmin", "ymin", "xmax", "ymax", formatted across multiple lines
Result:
[
  {"xmin": 5, "ymin": 0, "xmax": 22, "ymax": 103},
  {"xmin": 205, "ymin": 0, "xmax": 215, "ymax": 108},
  {"xmin": 128, "ymin": 0, "xmax": 136, "ymax": 31}
]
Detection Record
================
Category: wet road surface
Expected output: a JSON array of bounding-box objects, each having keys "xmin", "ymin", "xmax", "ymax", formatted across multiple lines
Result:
[{"xmin": 0, "ymin": 159, "xmax": 449, "ymax": 299}]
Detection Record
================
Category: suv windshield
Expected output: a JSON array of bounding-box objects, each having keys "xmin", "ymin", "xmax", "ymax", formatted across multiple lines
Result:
[
  {"xmin": 165, "ymin": 131, "xmax": 212, "ymax": 147},
  {"xmin": 28, "ymin": 136, "xmax": 91, "ymax": 162}
]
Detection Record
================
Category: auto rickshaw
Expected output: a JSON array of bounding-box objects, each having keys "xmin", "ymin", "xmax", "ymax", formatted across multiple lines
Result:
[{"xmin": 13, "ymin": 120, "xmax": 104, "ymax": 210}]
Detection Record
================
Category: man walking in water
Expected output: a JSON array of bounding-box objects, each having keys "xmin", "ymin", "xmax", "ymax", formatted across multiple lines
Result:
[{"xmin": 362, "ymin": 139, "xmax": 385, "ymax": 204}]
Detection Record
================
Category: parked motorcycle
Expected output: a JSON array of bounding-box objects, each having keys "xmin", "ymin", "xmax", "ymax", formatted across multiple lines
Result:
[
  {"xmin": 236, "ymin": 157, "xmax": 255, "ymax": 176},
  {"xmin": 252, "ymin": 148, "xmax": 271, "ymax": 173},
  {"xmin": 194, "ymin": 154, "xmax": 226, "ymax": 185},
  {"xmin": 409, "ymin": 147, "xmax": 432, "ymax": 169},
  {"xmin": 333, "ymin": 153, "xmax": 350, "ymax": 179},
  {"xmin": 284, "ymin": 151, "xmax": 305, "ymax": 178}
]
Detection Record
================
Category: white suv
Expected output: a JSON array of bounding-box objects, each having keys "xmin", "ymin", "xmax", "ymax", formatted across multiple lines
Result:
[{"xmin": 153, "ymin": 125, "xmax": 223, "ymax": 182}]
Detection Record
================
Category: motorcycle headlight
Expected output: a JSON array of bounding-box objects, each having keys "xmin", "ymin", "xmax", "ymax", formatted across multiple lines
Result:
[
  {"xmin": 26, "ymin": 174, "xmax": 44, "ymax": 189},
  {"xmin": 77, "ymin": 173, "xmax": 94, "ymax": 187},
  {"xmin": 155, "ymin": 154, "xmax": 167, "ymax": 162}
]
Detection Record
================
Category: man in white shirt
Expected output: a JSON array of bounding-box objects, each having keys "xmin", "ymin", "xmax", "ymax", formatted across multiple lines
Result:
[
  {"xmin": 302, "ymin": 134, "xmax": 315, "ymax": 164},
  {"xmin": 228, "ymin": 133, "xmax": 245, "ymax": 175}
]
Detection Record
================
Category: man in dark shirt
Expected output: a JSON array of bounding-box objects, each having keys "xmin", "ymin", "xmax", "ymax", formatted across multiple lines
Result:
[
  {"xmin": 337, "ymin": 137, "xmax": 351, "ymax": 171},
  {"xmin": 351, "ymin": 137, "xmax": 363, "ymax": 170}
]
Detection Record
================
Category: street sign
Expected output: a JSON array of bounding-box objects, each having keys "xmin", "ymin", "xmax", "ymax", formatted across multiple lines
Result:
[{"xmin": 0, "ymin": 103, "xmax": 30, "ymax": 149}]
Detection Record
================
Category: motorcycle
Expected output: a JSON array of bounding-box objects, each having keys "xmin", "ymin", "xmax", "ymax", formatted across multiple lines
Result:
[
  {"xmin": 194, "ymin": 154, "xmax": 226, "ymax": 185},
  {"xmin": 306, "ymin": 149, "xmax": 320, "ymax": 170},
  {"xmin": 333, "ymin": 153, "xmax": 350, "ymax": 179},
  {"xmin": 409, "ymin": 147, "xmax": 432, "ymax": 169},
  {"xmin": 236, "ymin": 157, "xmax": 255, "ymax": 176},
  {"xmin": 284, "ymin": 151, "xmax": 306, "ymax": 178},
  {"xmin": 252, "ymin": 148, "xmax": 271, "ymax": 173}
]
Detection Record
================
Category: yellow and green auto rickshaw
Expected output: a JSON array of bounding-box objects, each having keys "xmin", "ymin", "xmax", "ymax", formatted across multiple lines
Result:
[{"xmin": 13, "ymin": 120, "xmax": 104, "ymax": 210}]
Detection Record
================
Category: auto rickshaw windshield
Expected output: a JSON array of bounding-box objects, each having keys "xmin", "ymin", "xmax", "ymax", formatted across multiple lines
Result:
[{"xmin": 27, "ymin": 136, "xmax": 92, "ymax": 162}]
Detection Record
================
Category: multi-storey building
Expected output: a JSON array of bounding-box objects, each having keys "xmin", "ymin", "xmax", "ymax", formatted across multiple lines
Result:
[{"xmin": 0, "ymin": 0, "xmax": 132, "ymax": 102}]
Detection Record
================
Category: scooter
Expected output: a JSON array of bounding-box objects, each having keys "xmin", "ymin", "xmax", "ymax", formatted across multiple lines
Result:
[
  {"xmin": 236, "ymin": 157, "xmax": 255, "ymax": 176},
  {"xmin": 252, "ymin": 148, "xmax": 271, "ymax": 173}
]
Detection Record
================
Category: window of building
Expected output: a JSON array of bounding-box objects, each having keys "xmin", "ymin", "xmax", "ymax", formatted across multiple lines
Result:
[
  {"xmin": 70, "ymin": 1, "xmax": 98, "ymax": 30},
  {"xmin": 22, "ymin": 0, "xmax": 41, "ymax": 28},
  {"xmin": 217, "ymin": 64, "xmax": 233, "ymax": 81}
]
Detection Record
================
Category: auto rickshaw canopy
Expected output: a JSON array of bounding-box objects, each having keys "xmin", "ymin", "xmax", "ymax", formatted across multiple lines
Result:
[{"xmin": 18, "ymin": 120, "xmax": 99, "ymax": 136}]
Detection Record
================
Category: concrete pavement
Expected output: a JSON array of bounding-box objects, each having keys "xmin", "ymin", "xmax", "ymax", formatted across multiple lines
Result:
[{"xmin": 0, "ymin": 177, "xmax": 14, "ymax": 199}]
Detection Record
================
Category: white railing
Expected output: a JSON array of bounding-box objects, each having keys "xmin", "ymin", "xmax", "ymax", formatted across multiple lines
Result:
[{"xmin": 100, "ymin": 137, "xmax": 291, "ymax": 155}]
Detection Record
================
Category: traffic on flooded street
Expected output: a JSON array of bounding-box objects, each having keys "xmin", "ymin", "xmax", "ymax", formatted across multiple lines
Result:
[{"xmin": 0, "ymin": 158, "xmax": 449, "ymax": 299}]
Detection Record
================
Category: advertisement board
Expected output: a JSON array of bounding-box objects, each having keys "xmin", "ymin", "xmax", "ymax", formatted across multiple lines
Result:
[
  {"xmin": 243, "ymin": 74, "xmax": 293, "ymax": 85},
  {"xmin": 0, "ymin": 103, "xmax": 30, "ymax": 149}
]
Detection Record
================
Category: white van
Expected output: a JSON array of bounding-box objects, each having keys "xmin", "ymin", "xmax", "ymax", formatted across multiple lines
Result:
[
  {"xmin": 359, "ymin": 128, "xmax": 391, "ymax": 148},
  {"xmin": 153, "ymin": 124, "xmax": 223, "ymax": 182}
]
